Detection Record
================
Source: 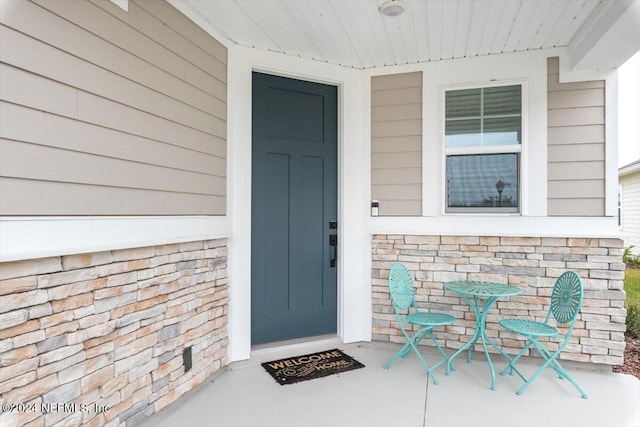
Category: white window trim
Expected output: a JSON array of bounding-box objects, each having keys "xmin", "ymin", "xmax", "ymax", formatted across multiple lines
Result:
[{"xmin": 440, "ymin": 79, "xmax": 528, "ymax": 216}]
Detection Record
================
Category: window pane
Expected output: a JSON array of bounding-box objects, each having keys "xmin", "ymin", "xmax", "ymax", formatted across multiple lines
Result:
[
  {"xmin": 446, "ymin": 154, "xmax": 519, "ymax": 209},
  {"xmin": 445, "ymin": 89, "xmax": 481, "ymax": 118},
  {"xmin": 483, "ymin": 85, "xmax": 521, "ymax": 115},
  {"xmin": 483, "ymin": 116, "xmax": 521, "ymax": 145},
  {"xmin": 445, "ymin": 119, "xmax": 481, "ymax": 148}
]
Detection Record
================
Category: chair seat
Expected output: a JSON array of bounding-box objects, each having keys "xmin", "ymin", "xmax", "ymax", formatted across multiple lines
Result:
[
  {"xmin": 500, "ymin": 318, "xmax": 558, "ymax": 337},
  {"xmin": 407, "ymin": 312, "xmax": 456, "ymax": 327}
]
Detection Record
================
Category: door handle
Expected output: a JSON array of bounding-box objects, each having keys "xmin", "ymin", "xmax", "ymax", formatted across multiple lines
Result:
[{"xmin": 329, "ymin": 234, "xmax": 337, "ymax": 268}]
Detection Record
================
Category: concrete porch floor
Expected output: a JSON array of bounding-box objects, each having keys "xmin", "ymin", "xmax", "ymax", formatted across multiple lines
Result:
[{"xmin": 142, "ymin": 338, "xmax": 640, "ymax": 427}]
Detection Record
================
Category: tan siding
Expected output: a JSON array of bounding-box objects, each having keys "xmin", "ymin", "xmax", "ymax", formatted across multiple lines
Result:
[
  {"xmin": 547, "ymin": 144, "xmax": 604, "ymax": 162},
  {"xmin": 371, "ymin": 136, "xmax": 422, "ymax": 153},
  {"xmin": 548, "ymin": 125, "xmax": 605, "ymax": 145},
  {"xmin": 1, "ymin": 102, "xmax": 226, "ymax": 168},
  {"xmin": 0, "ymin": 178, "xmax": 224, "ymax": 215},
  {"xmin": 371, "ymin": 168, "xmax": 422, "ymax": 185},
  {"xmin": 547, "ymin": 57, "xmax": 605, "ymax": 217},
  {"xmin": 371, "ymin": 72, "xmax": 422, "ymax": 216},
  {"xmin": 0, "ymin": 139, "xmax": 225, "ymax": 196},
  {"xmin": 0, "ymin": 0, "xmax": 227, "ymax": 216},
  {"xmin": 547, "ymin": 199, "xmax": 605, "ymax": 217}
]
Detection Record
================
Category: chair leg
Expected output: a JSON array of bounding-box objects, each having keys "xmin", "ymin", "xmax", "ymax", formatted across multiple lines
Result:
[
  {"xmin": 517, "ymin": 339, "xmax": 588, "ymax": 399},
  {"xmin": 383, "ymin": 326, "xmax": 441, "ymax": 385},
  {"xmin": 427, "ymin": 331, "xmax": 455, "ymax": 372},
  {"xmin": 500, "ymin": 341, "xmax": 532, "ymax": 376}
]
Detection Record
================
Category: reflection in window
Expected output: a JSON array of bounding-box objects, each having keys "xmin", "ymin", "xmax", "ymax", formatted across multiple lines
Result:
[{"xmin": 447, "ymin": 154, "xmax": 519, "ymax": 210}]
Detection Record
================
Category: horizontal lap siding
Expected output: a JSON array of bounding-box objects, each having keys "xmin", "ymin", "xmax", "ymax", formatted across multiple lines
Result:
[
  {"xmin": 371, "ymin": 72, "xmax": 422, "ymax": 216},
  {"xmin": 547, "ymin": 57, "xmax": 605, "ymax": 217},
  {"xmin": 620, "ymin": 172, "xmax": 640, "ymax": 254},
  {"xmin": 0, "ymin": 0, "xmax": 227, "ymax": 215}
]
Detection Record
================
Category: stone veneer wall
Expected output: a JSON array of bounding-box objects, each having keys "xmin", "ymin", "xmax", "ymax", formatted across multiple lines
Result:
[
  {"xmin": 0, "ymin": 239, "xmax": 228, "ymax": 427},
  {"xmin": 372, "ymin": 235, "xmax": 626, "ymax": 365}
]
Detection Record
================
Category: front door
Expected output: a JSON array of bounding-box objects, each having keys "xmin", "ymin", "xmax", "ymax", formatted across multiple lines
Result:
[{"xmin": 251, "ymin": 72, "xmax": 338, "ymax": 345}]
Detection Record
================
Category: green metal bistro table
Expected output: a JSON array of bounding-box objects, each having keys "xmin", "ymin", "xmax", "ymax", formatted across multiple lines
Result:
[{"xmin": 444, "ymin": 280, "xmax": 522, "ymax": 391}]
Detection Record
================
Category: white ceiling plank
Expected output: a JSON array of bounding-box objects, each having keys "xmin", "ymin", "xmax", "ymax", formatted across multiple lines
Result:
[
  {"xmin": 543, "ymin": 0, "xmax": 589, "ymax": 48},
  {"xmin": 426, "ymin": 0, "xmax": 444, "ymax": 61},
  {"xmin": 410, "ymin": 0, "xmax": 431, "ymax": 62},
  {"xmin": 194, "ymin": 0, "xmax": 270, "ymax": 49},
  {"xmin": 271, "ymin": 0, "xmax": 328, "ymax": 62},
  {"xmin": 399, "ymin": 2, "xmax": 420, "ymax": 64},
  {"xmin": 516, "ymin": 0, "xmax": 556, "ymax": 51},
  {"xmin": 503, "ymin": 0, "xmax": 538, "ymax": 53},
  {"xmin": 476, "ymin": 0, "xmax": 509, "ymax": 56},
  {"xmin": 453, "ymin": 0, "xmax": 475, "ymax": 59},
  {"xmin": 310, "ymin": 0, "xmax": 362, "ymax": 67},
  {"xmin": 284, "ymin": 0, "xmax": 336, "ymax": 64},
  {"xmin": 362, "ymin": 2, "xmax": 399, "ymax": 66},
  {"xmin": 441, "ymin": 1, "xmax": 458, "ymax": 60},
  {"xmin": 529, "ymin": 1, "xmax": 570, "ymax": 49},
  {"xmin": 464, "ymin": 0, "xmax": 492, "ymax": 58},
  {"xmin": 490, "ymin": 0, "xmax": 523, "ymax": 54},
  {"xmin": 555, "ymin": 0, "xmax": 601, "ymax": 48},
  {"xmin": 233, "ymin": 0, "xmax": 287, "ymax": 53},
  {"xmin": 331, "ymin": 0, "xmax": 378, "ymax": 68},
  {"xmin": 382, "ymin": 8, "xmax": 418, "ymax": 65}
]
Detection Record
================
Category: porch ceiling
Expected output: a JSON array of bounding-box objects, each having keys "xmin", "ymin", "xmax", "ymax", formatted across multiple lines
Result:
[{"xmin": 176, "ymin": 0, "xmax": 638, "ymax": 70}]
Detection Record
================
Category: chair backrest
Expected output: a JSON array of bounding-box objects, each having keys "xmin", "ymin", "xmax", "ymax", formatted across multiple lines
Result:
[
  {"xmin": 548, "ymin": 271, "xmax": 583, "ymax": 325},
  {"xmin": 388, "ymin": 262, "xmax": 415, "ymax": 311}
]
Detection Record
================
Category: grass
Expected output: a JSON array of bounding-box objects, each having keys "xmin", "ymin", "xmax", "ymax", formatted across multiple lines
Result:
[
  {"xmin": 625, "ymin": 268, "xmax": 640, "ymax": 307},
  {"xmin": 625, "ymin": 268, "xmax": 640, "ymax": 338}
]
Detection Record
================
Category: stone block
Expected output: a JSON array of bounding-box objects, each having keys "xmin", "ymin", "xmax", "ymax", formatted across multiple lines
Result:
[
  {"xmin": 37, "ymin": 334, "xmax": 68, "ymax": 354},
  {"xmin": 93, "ymin": 293, "xmax": 137, "ymax": 313},
  {"xmin": 38, "ymin": 268, "xmax": 99, "ymax": 289},
  {"xmin": 51, "ymin": 293, "xmax": 93, "ymax": 313},
  {"xmin": 40, "ymin": 344, "xmax": 83, "ymax": 366},
  {"xmin": 0, "ymin": 290, "xmax": 48, "ymax": 314},
  {"xmin": 62, "ymin": 252, "xmax": 114, "ymax": 271},
  {"xmin": 81, "ymin": 365, "xmax": 115, "ymax": 394},
  {"xmin": 0, "ymin": 319, "xmax": 40, "ymax": 340},
  {"xmin": 404, "ymin": 235, "xmax": 440, "ymax": 244},
  {"xmin": 0, "ymin": 276, "xmax": 38, "ymax": 296},
  {"xmin": 27, "ymin": 303, "xmax": 53, "ymax": 320},
  {"xmin": 67, "ymin": 321, "xmax": 117, "ymax": 345},
  {"xmin": 0, "ymin": 257, "xmax": 61, "ymax": 281},
  {"xmin": 115, "ymin": 333, "xmax": 157, "ymax": 361},
  {"xmin": 12, "ymin": 330, "xmax": 45, "ymax": 348},
  {"xmin": 0, "ymin": 310, "xmax": 29, "ymax": 330},
  {"xmin": 114, "ymin": 348, "xmax": 153, "ymax": 376},
  {"xmin": 3, "ymin": 374, "xmax": 58, "ymax": 404},
  {"xmin": 0, "ymin": 356, "xmax": 38, "ymax": 383},
  {"xmin": 0, "ymin": 370, "xmax": 36, "ymax": 395},
  {"xmin": 47, "ymin": 278, "xmax": 107, "ymax": 300},
  {"xmin": 112, "ymin": 246, "xmax": 154, "ymax": 262},
  {"xmin": 78, "ymin": 312, "xmax": 111, "ymax": 330},
  {"xmin": 58, "ymin": 354, "xmax": 111, "ymax": 385},
  {"xmin": 43, "ymin": 380, "xmax": 81, "ymax": 404},
  {"xmin": 37, "ymin": 351, "xmax": 86, "ymax": 379}
]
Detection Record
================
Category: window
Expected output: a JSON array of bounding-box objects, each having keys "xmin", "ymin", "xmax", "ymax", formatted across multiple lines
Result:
[{"xmin": 444, "ymin": 85, "xmax": 522, "ymax": 213}]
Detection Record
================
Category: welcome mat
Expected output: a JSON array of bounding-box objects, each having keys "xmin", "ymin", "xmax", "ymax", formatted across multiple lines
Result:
[{"xmin": 261, "ymin": 349, "xmax": 365, "ymax": 385}]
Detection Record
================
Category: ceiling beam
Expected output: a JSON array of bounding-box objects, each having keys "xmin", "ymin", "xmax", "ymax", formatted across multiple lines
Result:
[{"xmin": 568, "ymin": 0, "xmax": 640, "ymax": 72}]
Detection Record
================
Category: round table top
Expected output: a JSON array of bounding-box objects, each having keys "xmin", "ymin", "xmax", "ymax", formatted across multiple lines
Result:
[{"xmin": 444, "ymin": 280, "xmax": 522, "ymax": 297}]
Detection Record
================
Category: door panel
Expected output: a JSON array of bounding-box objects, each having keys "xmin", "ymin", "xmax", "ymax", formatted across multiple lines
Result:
[{"xmin": 251, "ymin": 72, "xmax": 337, "ymax": 345}]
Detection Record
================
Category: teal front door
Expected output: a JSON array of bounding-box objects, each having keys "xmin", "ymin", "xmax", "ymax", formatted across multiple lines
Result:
[{"xmin": 251, "ymin": 72, "xmax": 338, "ymax": 345}]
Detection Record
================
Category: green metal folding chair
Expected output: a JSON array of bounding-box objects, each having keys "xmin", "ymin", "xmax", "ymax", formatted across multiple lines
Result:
[
  {"xmin": 499, "ymin": 271, "xmax": 587, "ymax": 398},
  {"xmin": 383, "ymin": 262, "xmax": 456, "ymax": 384}
]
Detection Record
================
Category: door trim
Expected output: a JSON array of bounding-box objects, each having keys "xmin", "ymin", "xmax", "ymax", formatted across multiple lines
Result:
[{"xmin": 227, "ymin": 51, "xmax": 372, "ymax": 361}]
